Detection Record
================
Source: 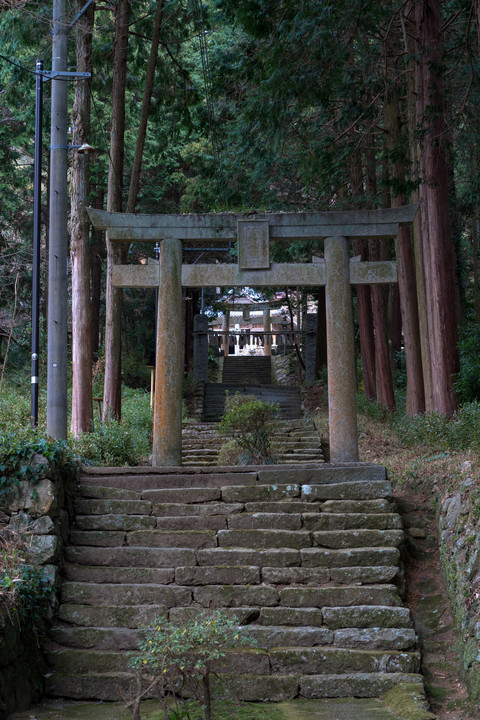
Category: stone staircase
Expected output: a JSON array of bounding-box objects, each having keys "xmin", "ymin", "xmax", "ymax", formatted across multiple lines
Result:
[
  {"xmin": 203, "ymin": 384, "xmax": 302, "ymax": 422},
  {"xmin": 45, "ymin": 465, "xmax": 424, "ymax": 703},
  {"xmin": 182, "ymin": 418, "xmax": 324, "ymax": 466},
  {"xmin": 222, "ymin": 356, "xmax": 272, "ymax": 385}
]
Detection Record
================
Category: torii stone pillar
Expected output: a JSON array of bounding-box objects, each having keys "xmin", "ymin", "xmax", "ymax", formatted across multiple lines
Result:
[
  {"xmin": 153, "ymin": 236, "xmax": 183, "ymax": 466},
  {"xmin": 325, "ymin": 237, "xmax": 358, "ymax": 462}
]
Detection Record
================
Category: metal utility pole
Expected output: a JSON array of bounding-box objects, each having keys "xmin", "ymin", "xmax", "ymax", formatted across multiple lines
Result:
[
  {"xmin": 31, "ymin": 59, "xmax": 43, "ymax": 429},
  {"xmin": 47, "ymin": 0, "xmax": 68, "ymax": 439}
]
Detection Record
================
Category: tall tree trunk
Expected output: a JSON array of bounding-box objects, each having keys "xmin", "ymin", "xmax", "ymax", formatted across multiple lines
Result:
[
  {"xmin": 365, "ymin": 140, "xmax": 395, "ymax": 411},
  {"xmin": 351, "ymin": 151, "xmax": 376, "ymax": 400},
  {"xmin": 418, "ymin": 0, "xmax": 459, "ymax": 416},
  {"xmin": 405, "ymin": 0, "xmax": 434, "ymax": 410},
  {"xmin": 70, "ymin": 0, "xmax": 94, "ymax": 436},
  {"xmin": 90, "ymin": 188, "xmax": 105, "ymax": 361},
  {"xmin": 103, "ymin": 0, "xmax": 130, "ymax": 421},
  {"xmin": 126, "ymin": 0, "xmax": 166, "ymax": 213},
  {"xmin": 384, "ymin": 80, "xmax": 425, "ymax": 415}
]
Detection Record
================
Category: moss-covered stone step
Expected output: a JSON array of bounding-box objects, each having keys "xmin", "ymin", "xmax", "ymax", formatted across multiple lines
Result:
[
  {"xmin": 49, "ymin": 625, "xmax": 139, "ymax": 650},
  {"xmin": 45, "ymin": 671, "xmax": 138, "ymax": 701},
  {"xmin": 301, "ymin": 482, "xmax": 392, "ymax": 502},
  {"xmin": 63, "ymin": 564, "xmax": 175, "ymax": 584},
  {"xmin": 75, "ymin": 514, "xmax": 157, "ymax": 531},
  {"xmin": 79, "ymin": 471, "xmax": 259, "ymax": 491},
  {"xmin": 175, "ymin": 565, "xmax": 261, "ymax": 585},
  {"xmin": 65, "ymin": 545, "xmax": 197, "ymax": 567},
  {"xmin": 298, "ymin": 672, "xmax": 424, "ymax": 699},
  {"xmin": 197, "ymin": 547, "xmax": 301, "ymax": 566},
  {"xmin": 45, "ymin": 647, "xmax": 270, "ymax": 675},
  {"xmin": 322, "ymin": 606, "xmax": 413, "ymax": 629},
  {"xmin": 332, "ymin": 628, "xmax": 417, "ymax": 650},
  {"xmin": 153, "ymin": 502, "xmax": 244, "ymax": 517},
  {"xmin": 74, "ymin": 498, "xmax": 152, "ymax": 516},
  {"xmin": 126, "ymin": 530, "xmax": 217, "ymax": 549},
  {"xmin": 269, "ymin": 647, "xmax": 420, "ymax": 674},
  {"xmin": 303, "ymin": 513, "xmax": 402, "ymax": 531},
  {"xmin": 300, "ymin": 547, "xmax": 400, "ymax": 567},
  {"xmin": 57, "ymin": 603, "xmax": 168, "ymax": 628},
  {"xmin": 320, "ymin": 499, "xmax": 395, "ymax": 514},
  {"xmin": 217, "ymin": 529, "xmax": 312, "ymax": 549},
  {"xmin": 192, "ymin": 584, "xmax": 280, "ymax": 607},
  {"xmin": 311, "ymin": 529, "xmax": 404, "ymax": 549},
  {"xmin": 241, "ymin": 625, "xmax": 334, "ymax": 649},
  {"xmin": 279, "ymin": 585, "xmax": 402, "ymax": 608},
  {"xmin": 78, "ymin": 485, "xmax": 140, "ymax": 500},
  {"xmin": 261, "ymin": 565, "xmax": 397, "ymax": 586},
  {"xmin": 221, "ymin": 485, "xmax": 301, "ymax": 503},
  {"xmin": 68, "ymin": 530, "xmax": 127, "ymax": 547},
  {"xmin": 60, "ymin": 581, "xmax": 193, "ymax": 607},
  {"xmin": 226, "ymin": 513, "xmax": 303, "ymax": 530}
]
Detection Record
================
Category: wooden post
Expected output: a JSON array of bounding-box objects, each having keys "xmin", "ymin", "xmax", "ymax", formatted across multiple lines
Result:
[
  {"xmin": 325, "ymin": 236, "xmax": 359, "ymax": 462},
  {"xmin": 263, "ymin": 307, "xmax": 271, "ymax": 356},
  {"xmin": 152, "ymin": 237, "xmax": 183, "ymax": 466}
]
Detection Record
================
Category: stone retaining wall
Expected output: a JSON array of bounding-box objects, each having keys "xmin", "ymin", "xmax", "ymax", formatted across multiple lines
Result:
[
  {"xmin": 436, "ymin": 471, "xmax": 480, "ymax": 708},
  {"xmin": 0, "ymin": 456, "xmax": 76, "ymax": 718}
]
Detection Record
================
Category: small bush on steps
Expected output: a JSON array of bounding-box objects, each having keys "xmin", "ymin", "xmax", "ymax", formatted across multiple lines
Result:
[
  {"xmin": 122, "ymin": 610, "xmax": 255, "ymax": 720},
  {"xmin": 217, "ymin": 393, "xmax": 279, "ymax": 465}
]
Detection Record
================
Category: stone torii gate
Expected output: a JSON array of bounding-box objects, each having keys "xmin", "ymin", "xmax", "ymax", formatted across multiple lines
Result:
[{"xmin": 88, "ymin": 206, "xmax": 417, "ymax": 467}]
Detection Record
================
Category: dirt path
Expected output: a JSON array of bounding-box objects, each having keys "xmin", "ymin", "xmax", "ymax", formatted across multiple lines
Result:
[{"xmin": 397, "ymin": 491, "xmax": 478, "ymax": 719}]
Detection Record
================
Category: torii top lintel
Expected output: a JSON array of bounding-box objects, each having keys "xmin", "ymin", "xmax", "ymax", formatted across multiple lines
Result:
[{"xmin": 86, "ymin": 205, "xmax": 418, "ymax": 243}]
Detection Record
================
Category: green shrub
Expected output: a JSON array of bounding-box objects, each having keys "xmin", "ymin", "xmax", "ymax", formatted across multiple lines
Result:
[
  {"xmin": 73, "ymin": 417, "xmax": 142, "ymax": 466},
  {"xmin": 128, "ymin": 610, "xmax": 255, "ymax": 720},
  {"xmin": 0, "ymin": 432, "xmax": 75, "ymax": 499},
  {"xmin": 455, "ymin": 321, "xmax": 480, "ymax": 403},
  {"xmin": 1, "ymin": 534, "xmax": 52, "ymax": 635},
  {"xmin": 218, "ymin": 393, "xmax": 279, "ymax": 465},
  {"xmin": 393, "ymin": 402, "xmax": 480, "ymax": 451}
]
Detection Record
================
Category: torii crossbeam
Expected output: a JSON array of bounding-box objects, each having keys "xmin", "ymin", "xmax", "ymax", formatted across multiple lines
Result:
[{"xmin": 88, "ymin": 205, "xmax": 418, "ymax": 467}]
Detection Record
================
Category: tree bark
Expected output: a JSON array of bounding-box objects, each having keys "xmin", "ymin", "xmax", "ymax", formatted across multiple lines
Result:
[
  {"xmin": 384, "ymin": 78, "xmax": 425, "ymax": 415},
  {"xmin": 405, "ymin": 0, "xmax": 434, "ymax": 411},
  {"xmin": 70, "ymin": 0, "xmax": 94, "ymax": 436},
  {"xmin": 126, "ymin": 0, "xmax": 166, "ymax": 213},
  {"xmin": 103, "ymin": 0, "xmax": 130, "ymax": 421},
  {"xmin": 350, "ymin": 151, "xmax": 376, "ymax": 400},
  {"xmin": 90, "ymin": 188, "xmax": 105, "ymax": 361},
  {"xmin": 365, "ymin": 139, "xmax": 395, "ymax": 411},
  {"xmin": 418, "ymin": 0, "xmax": 459, "ymax": 416}
]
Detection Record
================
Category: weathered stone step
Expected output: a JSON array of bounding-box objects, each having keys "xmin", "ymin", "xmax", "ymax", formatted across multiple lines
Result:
[
  {"xmin": 217, "ymin": 529, "xmax": 312, "ymax": 549},
  {"xmin": 61, "ymin": 581, "xmax": 193, "ymax": 607},
  {"xmin": 269, "ymin": 646, "xmax": 420, "ymax": 674},
  {"xmin": 75, "ymin": 514, "xmax": 156, "ymax": 531},
  {"xmin": 303, "ymin": 513, "xmax": 401, "ymax": 530},
  {"xmin": 197, "ymin": 546, "xmax": 400, "ymax": 568},
  {"xmin": 322, "ymin": 605, "xmax": 413, "ymax": 629},
  {"xmin": 63, "ymin": 564, "xmax": 175, "ymax": 584},
  {"xmin": 79, "ymin": 464, "xmax": 385, "ymax": 489},
  {"xmin": 74, "ymin": 498, "xmax": 152, "ymax": 515},
  {"xmin": 57, "ymin": 603, "xmax": 168, "ymax": 628},
  {"xmin": 49, "ymin": 625, "xmax": 139, "ymax": 650},
  {"xmin": 65, "ymin": 545, "xmax": 197, "ymax": 567},
  {"xmin": 45, "ymin": 670, "xmax": 424, "ymax": 703},
  {"xmin": 311, "ymin": 529, "xmax": 404, "ymax": 549},
  {"xmin": 45, "ymin": 647, "xmax": 270, "ymax": 675}
]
